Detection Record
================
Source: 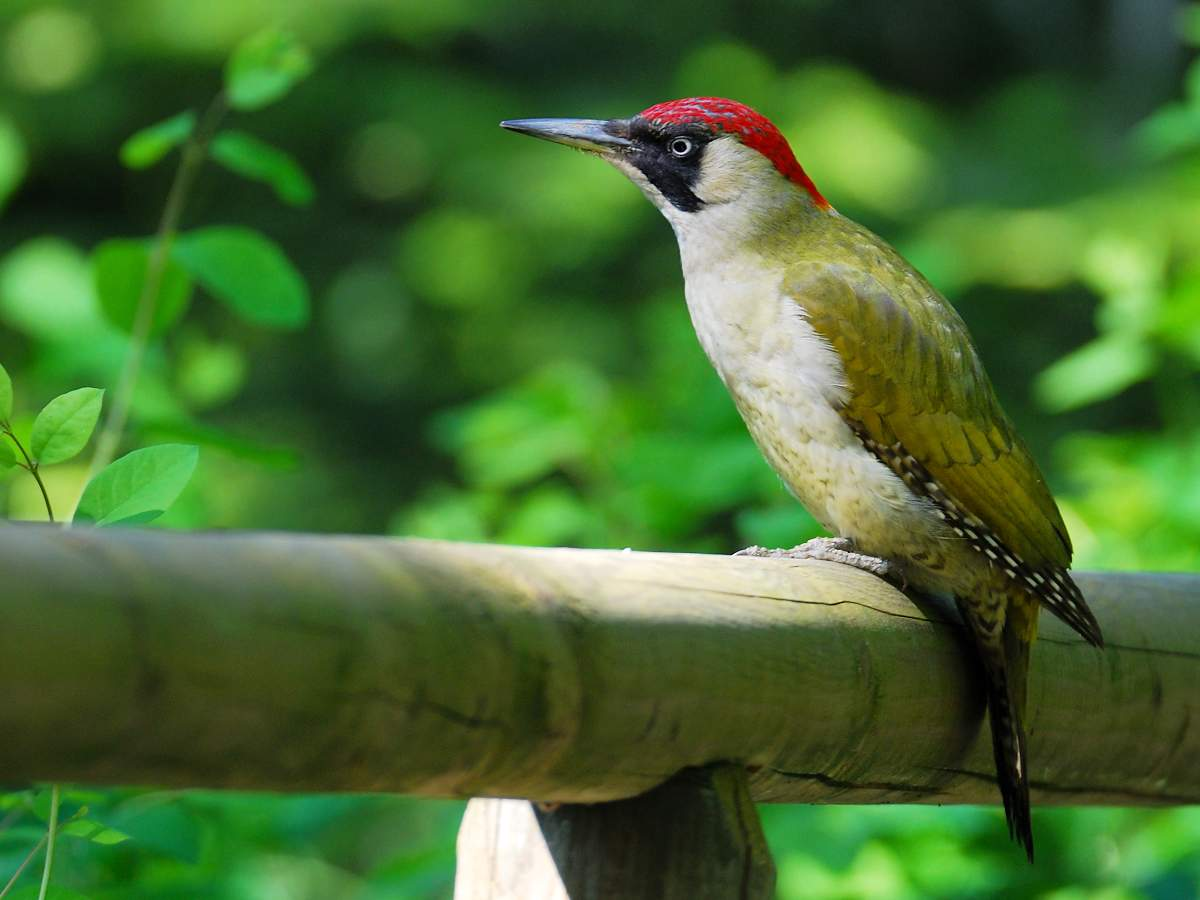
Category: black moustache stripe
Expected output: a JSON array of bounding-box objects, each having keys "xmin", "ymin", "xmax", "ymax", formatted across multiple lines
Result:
[{"xmin": 632, "ymin": 153, "xmax": 704, "ymax": 213}]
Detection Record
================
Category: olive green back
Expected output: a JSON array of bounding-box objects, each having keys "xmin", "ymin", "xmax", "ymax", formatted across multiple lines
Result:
[{"xmin": 781, "ymin": 217, "xmax": 1072, "ymax": 570}]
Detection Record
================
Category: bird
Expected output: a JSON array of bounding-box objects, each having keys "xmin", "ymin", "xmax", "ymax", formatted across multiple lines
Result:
[{"xmin": 501, "ymin": 97, "xmax": 1103, "ymax": 861}]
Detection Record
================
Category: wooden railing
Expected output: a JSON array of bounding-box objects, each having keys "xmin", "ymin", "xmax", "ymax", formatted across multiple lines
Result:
[{"xmin": 0, "ymin": 525, "xmax": 1195, "ymax": 897}]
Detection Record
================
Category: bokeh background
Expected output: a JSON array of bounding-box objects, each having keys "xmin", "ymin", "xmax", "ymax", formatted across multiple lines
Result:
[{"xmin": 1, "ymin": 0, "xmax": 1199, "ymax": 896}]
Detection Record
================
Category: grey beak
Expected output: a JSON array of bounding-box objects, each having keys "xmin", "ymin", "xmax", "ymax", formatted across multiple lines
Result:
[{"xmin": 500, "ymin": 118, "xmax": 632, "ymax": 153}]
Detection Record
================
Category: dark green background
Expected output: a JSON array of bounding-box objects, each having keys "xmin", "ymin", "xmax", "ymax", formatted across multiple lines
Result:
[{"xmin": 1, "ymin": 0, "xmax": 1198, "ymax": 896}]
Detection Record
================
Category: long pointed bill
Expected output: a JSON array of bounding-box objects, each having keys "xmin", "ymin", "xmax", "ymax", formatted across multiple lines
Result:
[{"xmin": 500, "ymin": 118, "xmax": 632, "ymax": 153}]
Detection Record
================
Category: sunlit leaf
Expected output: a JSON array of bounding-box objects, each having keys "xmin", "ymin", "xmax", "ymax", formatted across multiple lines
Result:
[
  {"xmin": 172, "ymin": 226, "xmax": 308, "ymax": 328},
  {"xmin": 1188, "ymin": 58, "xmax": 1200, "ymax": 103},
  {"xmin": 1133, "ymin": 103, "xmax": 1200, "ymax": 160},
  {"xmin": 210, "ymin": 131, "xmax": 314, "ymax": 206},
  {"xmin": 735, "ymin": 503, "xmax": 823, "ymax": 550},
  {"xmin": 29, "ymin": 386, "xmax": 103, "ymax": 464},
  {"xmin": 119, "ymin": 110, "xmax": 195, "ymax": 169},
  {"xmin": 91, "ymin": 238, "xmax": 191, "ymax": 336},
  {"xmin": 0, "ymin": 359, "xmax": 12, "ymax": 421},
  {"xmin": 224, "ymin": 29, "xmax": 312, "ymax": 111},
  {"xmin": 0, "ymin": 237, "xmax": 106, "ymax": 340},
  {"xmin": 105, "ymin": 794, "xmax": 202, "ymax": 863},
  {"xmin": 390, "ymin": 485, "xmax": 498, "ymax": 543},
  {"xmin": 0, "ymin": 788, "xmax": 32, "ymax": 810},
  {"xmin": 1184, "ymin": 4, "xmax": 1200, "ymax": 46},
  {"xmin": 1035, "ymin": 336, "xmax": 1155, "ymax": 412},
  {"xmin": 60, "ymin": 817, "xmax": 131, "ymax": 845},
  {"xmin": 673, "ymin": 40, "xmax": 775, "ymax": 107},
  {"xmin": 397, "ymin": 209, "xmax": 529, "ymax": 309},
  {"xmin": 138, "ymin": 418, "xmax": 297, "ymax": 469},
  {"xmin": 1158, "ymin": 274, "xmax": 1200, "ymax": 364},
  {"xmin": 0, "ymin": 439, "xmax": 17, "ymax": 469},
  {"xmin": 75, "ymin": 443, "xmax": 198, "ymax": 526},
  {"xmin": 0, "ymin": 114, "xmax": 27, "ymax": 211},
  {"xmin": 175, "ymin": 336, "xmax": 247, "ymax": 409},
  {"xmin": 60, "ymin": 788, "xmax": 105, "ymax": 806},
  {"xmin": 29, "ymin": 787, "xmax": 60, "ymax": 821},
  {"xmin": 497, "ymin": 484, "xmax": 593, "ymax": 546},
  {"xmin": 430, "ymin": 362, "xmax": 609, "ymax": 489}
]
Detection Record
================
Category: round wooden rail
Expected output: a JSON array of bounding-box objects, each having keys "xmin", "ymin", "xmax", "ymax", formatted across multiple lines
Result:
[{"xmin": 0, "ymin": 525, "xmax": 1195, "ymax": 806}]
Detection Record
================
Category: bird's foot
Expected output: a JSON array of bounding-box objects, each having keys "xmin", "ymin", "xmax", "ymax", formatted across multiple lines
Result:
[{"xmin": 735, "ymin": 537, "xmax": 894, "ymax": 579}]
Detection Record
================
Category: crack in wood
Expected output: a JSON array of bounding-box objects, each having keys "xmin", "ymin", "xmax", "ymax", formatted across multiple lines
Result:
[{"xmin": 764, "ymin": 766, "xmax": 946, "ymax": 798}]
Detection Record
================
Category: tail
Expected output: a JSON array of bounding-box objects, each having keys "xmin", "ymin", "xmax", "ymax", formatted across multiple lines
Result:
[
  {"xmin": 983, "ymin": 647, "xmax": 1033, "ymax": 861},
  {"xmin": 958, "ymin": 596, "xmax": 1035, "ymax": 862}
]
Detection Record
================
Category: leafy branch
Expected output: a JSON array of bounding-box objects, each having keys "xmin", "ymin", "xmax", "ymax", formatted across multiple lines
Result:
[
  {"xmin": 89, "ymin": 92, "xmax": 228, "ymax": 477},
  {"xmin": 0, "ymin": 789, "xmax": 130, "ymax": 900},
  {"xmin": 88, "ymin": 27, "xmax": 314, "ymax": 479},
  {"xmin": 0, "ymin": 365, "xmax": 103, "ymax": 523},
  {"xmin": 2, "ymin": 427, "xmax": 53, "ymax": 523},
  {"xmin": 0, "ymin": 25, "xmax": 315, "ymax": 898}
]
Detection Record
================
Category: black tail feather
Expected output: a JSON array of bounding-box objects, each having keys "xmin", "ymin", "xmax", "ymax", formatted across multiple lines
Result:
[
  {"xmin": 957, "ymin": 596, "xmax": 1036, "ymax": 862},
  {"xmin": 985, "ymin": 669, "xmax": 1034, "ymax": 862},
  {"xmin": 1037, "ymin": 566, "xmax": 1104, "ymax": 649}
]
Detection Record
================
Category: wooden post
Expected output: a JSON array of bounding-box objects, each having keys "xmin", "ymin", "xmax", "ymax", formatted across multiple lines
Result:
[{"xmin": 454, "ymin": 766, "xmax": 774, "ymax": 900}]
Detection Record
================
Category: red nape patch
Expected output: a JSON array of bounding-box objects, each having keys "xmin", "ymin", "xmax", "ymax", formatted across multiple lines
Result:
[{"xmin": 639, "ymin": 97, "xmax": 830, "ymax": 210}]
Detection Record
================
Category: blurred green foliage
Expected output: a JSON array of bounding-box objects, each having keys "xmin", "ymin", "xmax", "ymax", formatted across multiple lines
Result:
[{"xmin": 0, "ymin": 0, "xmax": 1198, "ymax": 896}]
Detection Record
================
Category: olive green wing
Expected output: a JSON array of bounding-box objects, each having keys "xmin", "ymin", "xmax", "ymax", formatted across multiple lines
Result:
[{"xmin": 783, "ymin": 258, "xmax": 1072, "ymax": 572}]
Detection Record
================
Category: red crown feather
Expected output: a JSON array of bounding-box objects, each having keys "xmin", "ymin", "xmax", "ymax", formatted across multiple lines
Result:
[{"xmin": 639, "ymin": 97, "xmax": 829, "ymax": 210}]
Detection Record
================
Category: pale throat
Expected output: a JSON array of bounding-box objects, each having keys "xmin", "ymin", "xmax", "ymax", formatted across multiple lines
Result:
[
  {"xmin": 607, "ymin": 141, "xmax": 838, "ymax": 392},
  {"xmin": 669, "ymin": 194, "xmax": 833, "ymax": 393}
]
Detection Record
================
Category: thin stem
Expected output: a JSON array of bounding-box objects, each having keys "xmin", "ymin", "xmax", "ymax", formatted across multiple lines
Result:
[
  {"xmin": 0, "ymin": 792, "xmax": 80, "ymax": 900},
  {"xmin": 0, "ymin": 832, "xmax": 47, "ymax": 899},
  {"xmin": 35, "ymin": 785, "xmax": 59, "ymax": 900},
  {"xmin": 87, "ymin": 91, "xmax": 228, "ymax": 480},
  {"xmin": 3, "ymin": 429, "xmax": 54, "ymax": 523}
]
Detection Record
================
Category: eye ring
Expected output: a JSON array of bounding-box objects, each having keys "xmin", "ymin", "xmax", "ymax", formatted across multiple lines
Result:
[{"xmin": 668, "ymin": 136, "xmax": 695, "ymax": 158}]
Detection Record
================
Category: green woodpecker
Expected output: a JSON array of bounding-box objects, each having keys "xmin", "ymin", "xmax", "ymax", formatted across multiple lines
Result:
[{"xmin": 502, "ymin": 97, "xmax": 1102, "ymax": 860}]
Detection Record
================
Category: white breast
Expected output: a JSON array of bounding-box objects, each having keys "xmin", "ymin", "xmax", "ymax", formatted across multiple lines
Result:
[{"xmin": 677, "ymin": 236, "xmax": 944, "ymax": 557}]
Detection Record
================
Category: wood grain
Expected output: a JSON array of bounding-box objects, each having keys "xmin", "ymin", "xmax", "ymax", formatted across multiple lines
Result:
[
  {"xmin": 0, "ymin": 525, "xmax": 1194, "ymax": 805},
  {"xmin": 454, "ymin": 766, "xmax": 774, "ymax": 900}
]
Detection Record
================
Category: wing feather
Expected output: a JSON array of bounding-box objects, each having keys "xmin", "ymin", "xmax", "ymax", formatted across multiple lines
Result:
[{"xmin": 784, "ymin": 259, "xmax": 1072, "ymax": 571}]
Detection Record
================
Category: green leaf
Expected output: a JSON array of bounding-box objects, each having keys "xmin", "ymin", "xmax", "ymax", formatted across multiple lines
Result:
[
  {"xmin": 1035, "ymin": 336, "xmax": 1156, "ymax": 412},
  {"xmin": 224, "ymin": 29, "xmax": 312, "ymax": 111},
  {"xmin": 0, "ymin": 359, "xmax": 11, "ymax": 421},
  {"xmin": 60, "ymin": 788, "xmax": 106, "ymax": 806},
  {"xmin": 119, "ymin": 110, "xmax": 196, "ymax": 169},
  {"xmin": 1188, "ymin": 59, "xmax": 1200, "ymax": 104},
  {"xmin": 0, "ymin": 114, "xmax": 27, "ymax": 213},
  {"xmin": 30, "ymin": 787, "xmax": 54, "ymax": 820},
  {"xmin": 0, "ymin": 788, "xmax": 32, "ymax": 810},
  {"xmin": 105, "ymin": 796, "xmax": 202, "ymax": 863},
  {"xmin": 1184, "ymin": 3, "xmax": 1200, "ymax": 45},
  {"xmin": 1133, "ymin": 103, "xmax": 1200, "ymax": 160},
  {"xmin": 75, "ymin": 444, "xmax": 198, "ymax": 527},
  {"xmin": 0, "ymin": 237, "xmax": 106, "ymax": 341},
  {"xmin": 0, "ymin": 439, "xmax": 17, "ymax": 469},
  {"xmin": 172, "ymin": 227, "xmax": 309, "ymax": 328},
  {"xmin": 30, "ymin": 386, "xmax": 103, "ymax": 465},
  {"xmin": 60, "ymin": 818, "xmax": 131, "ymax": 845},
  {"xmin": 210, "ymin": 131, "xmax": 315, "ymax": 206},
  {"xmin": 91, "ymin": 239, "xmax": 192, "ymax": 336},
  {"xmin": 735, "ymin": 503, "xmax": 823, "ymax": 550},
  {"xmin": 141, "ymin": 418, "xmax": 298, "ymax": 469}
]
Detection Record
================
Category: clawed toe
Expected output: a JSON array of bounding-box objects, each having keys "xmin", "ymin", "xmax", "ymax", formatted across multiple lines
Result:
[
  {"xmin": 733, "ymin": 545, "xmax": 770, "ymax": 557},
  {"xmin": 734, "ymin": 537, "xmax": 894, "ymax": 580}
]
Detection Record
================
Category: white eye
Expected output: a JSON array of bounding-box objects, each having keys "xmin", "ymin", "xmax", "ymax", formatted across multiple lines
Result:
[{"xmin": 668, "ymin": 136, "xmax": 695, "ymax": 158}]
